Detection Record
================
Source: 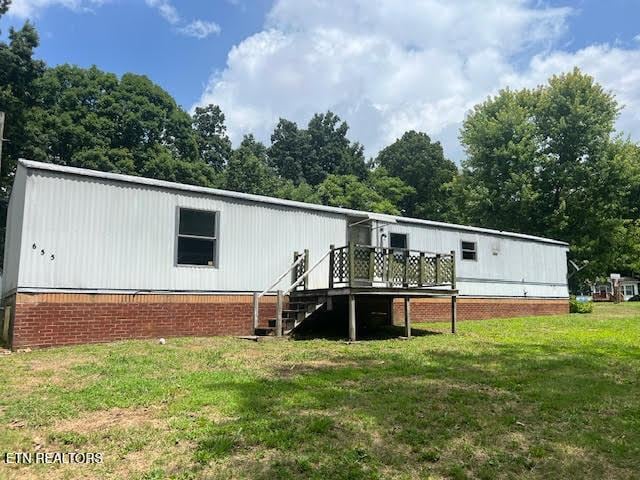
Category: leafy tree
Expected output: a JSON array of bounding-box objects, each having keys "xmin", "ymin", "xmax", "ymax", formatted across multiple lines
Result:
[
  {"xmin": 192, "ymin": 104, "xmax": 232, "ymax": 171},
  {"xmin": 268, "ymin": 118, "xmax": 309, "ymax": 183},
  {"xmin": 306, "ymin": 111, "xmax": 367, "ymax": 183},
  {"xmin": 453, "ymin": 88, "xmax": 540, "ymax": 231},
  {"xmin": 268, "ymin": 112, "xmax": 367, "ymax": 185},
  {"xmin": 18, "ymin": 64, "xmax": 212, "ymax": 184},
  {"xmin": 141, "ymin": 145, "xmax": 220, "ymax": 187},
  {"xmin": 367, "ymin": 167, "xmax": 416, "ymax": 214},
  {"xmin": 314, "ymin": 174, "xmax": 401, "ymax": 214},
  {"xmin": 458, "ymin": 68, "xmax": 634, "ymax": 284},
  {"xmin": 0, "ymin": 0, "xmax": 10, "ymax": 18},
  {"xmin": 225, "ymin": 135, "xmax": 281, "ymax": 195},
  {"xmin": 376, "ymin": 130, "xmax": 457, "ymax": 221},
  {"xmin": 0, "ymin": 22, "xmax": 46, "ymax": 191}
]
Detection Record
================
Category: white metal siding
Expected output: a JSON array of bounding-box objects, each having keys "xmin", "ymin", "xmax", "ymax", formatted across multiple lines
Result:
[
  {"xmin": 2, "ymin": 165, "xmax": 28, "ymax": 297},
  {"xmin": 13, "ymin": 168, "xmax": 569, "ymax": 298},
  {"xmin": 18, "ymin": 171, "xmax": 346, "ymax": 292},
  {"xmin": 386, "ymin": 222, "xmax": 569, "ymax": 298}
]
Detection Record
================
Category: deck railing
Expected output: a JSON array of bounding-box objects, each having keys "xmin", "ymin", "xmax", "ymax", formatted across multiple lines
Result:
[{"xmin": 326, "ymin": 243, "xmax": 456, "ymax": 289}]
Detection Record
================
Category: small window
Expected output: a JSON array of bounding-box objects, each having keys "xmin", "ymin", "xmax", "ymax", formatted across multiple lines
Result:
[
  {"xmin": 177, "ymin": 208, "xmax": 217, "ymax": 266},
  {"xmin": 389, "ymin": 233, "xmax": 407, "ymax": 249},
  {"xmin": 461, "ymin": 241, "xmax": 477, "ymax": 261},
  {"xmin": 624, "ymin": 285, "xmax": 635, "ymax": 296}
]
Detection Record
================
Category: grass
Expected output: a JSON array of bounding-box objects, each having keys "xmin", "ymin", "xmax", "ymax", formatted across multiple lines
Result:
[{"xmin": 0, "ymin": 302, "xmax": 639, "ymax": 479}]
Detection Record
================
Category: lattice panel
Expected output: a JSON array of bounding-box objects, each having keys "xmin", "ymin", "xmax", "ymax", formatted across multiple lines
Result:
[
  {"xmin": 388, "ymin": 252, "xmax": 405, "ymax": 285},
  {"xmin": 406, "ymin": 254, "xmax": 421, "ymax": 285},
  {"xmin": 373, "ymin": 250, "xmax": 386, "ymax": 281},
  {"xmin": 332, "ymin": 248, "xmax": 349, "ymax": 284},
  {"xmin": 352, "ymin": 246, "xmax": 371, "ymax": 281},
  {"xmin": 422, "ymin": 257, "xmax": 437, "ymax": 284},
  {"xmin": 439, "ymin": 256, "xmax": 453, "ymax": 284}
]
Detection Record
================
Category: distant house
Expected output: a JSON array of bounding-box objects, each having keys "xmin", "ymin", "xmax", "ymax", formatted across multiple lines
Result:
[
  {"xmin": 2, "ymin": 160, "xmax": 570, "ymax": 349},
  {"xmin": 592, "ymin": 276, "xmax": 639, "ymax": 302}
]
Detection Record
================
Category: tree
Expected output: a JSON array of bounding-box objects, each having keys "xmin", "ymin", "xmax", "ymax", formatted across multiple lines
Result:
[
  {"xmin": 268, "ymin": 112, "xmax": 367, "ymax": 185},
  {"xmin": 367, "ymin": 167, "xmax": 415, "ymax": 214},
  {"xmin": 314, "ymin": 174, "xmax": 402, "ymax": 214},
  {"xmin": 225, "ymin": 135, "xmax": 282, "ymax": 195},
  {"xmin": 306, "ymin": 111, "xmax": 367, "ymax": 183},
  {"xmin": 192, "ymin": 104, "xmax": 232, "ymax": 171},
  {"xmin": 268, "ymin": 118, "xmax": 309, "ymax": 183},
  {"xmin": 376, "ymin": 130, "xmax": 457, "ymax": 221},
  {"xmin": 17, "ymin": 64, "xmax": 213, "ymax": 184},
  {"xmin": 458, "ymin": 68, "xmax": 634, "ymax": 284},
  {"xmin": 0, "ymin": 0, "xmax": 10, "ymax": 18},
  {"xmin": 0, "ymin": 22, "xmax": 46, "ymax": 191}
]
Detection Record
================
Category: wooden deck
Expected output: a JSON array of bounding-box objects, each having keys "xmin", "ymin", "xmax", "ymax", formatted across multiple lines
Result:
[
  {"xmin": 291, "ymin": 286, "xmax": 458, "ymax": 298},
  {"xmin": 254, "ymin": 243, "xmax": 459, "ymax": 340}
]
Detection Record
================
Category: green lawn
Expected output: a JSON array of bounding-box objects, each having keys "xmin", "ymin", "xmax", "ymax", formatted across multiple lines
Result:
[{"xmin": 1, "ymin": 303, "xmax": 639, "ymax": 479}]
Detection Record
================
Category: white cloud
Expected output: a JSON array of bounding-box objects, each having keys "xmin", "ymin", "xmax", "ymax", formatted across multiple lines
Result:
[
  {"xmin": 196, "ymin": 0, "xmax": 640, "ymax": 161},
  {"xmin": 7, "ymin": 0, "xmax": 105, "ymax": 18},
  {"xmin": 145, "ymin": 0, "xmax": 220, "ymax": 39},
  {"xmin": 145, "ymin": 0, "xmax": 179, "ymax": 25},
  {"xmin": 179, "ymin": 19, "xmax": 221, "ymax": 39}
]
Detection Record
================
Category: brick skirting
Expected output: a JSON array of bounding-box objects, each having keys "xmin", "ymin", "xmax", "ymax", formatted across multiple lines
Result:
[
  {"xmin": 3, "ymin": 293, "xmax": 569, "ymax": 349},
  {"xmin": 5, "ymin": 293, "xmax": 276, "ymax": 350},
  {"xmin": 393, "ymin": 297, "xmax": 569, "ymax": 324}
]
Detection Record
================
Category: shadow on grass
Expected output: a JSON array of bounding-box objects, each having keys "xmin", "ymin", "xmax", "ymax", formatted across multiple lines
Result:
[{"xmin": 186, "ymin": 339, "xmax": 640, "ymax": 479}]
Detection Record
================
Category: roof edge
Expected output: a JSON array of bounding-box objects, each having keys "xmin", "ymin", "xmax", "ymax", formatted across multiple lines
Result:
[{"xmin": 18, "ymin": 159, "xmax": 569, "ymax": 247}]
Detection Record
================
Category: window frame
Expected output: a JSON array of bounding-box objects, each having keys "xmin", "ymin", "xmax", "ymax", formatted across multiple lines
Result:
[
  {"xmin": 389, "ymin": 232, "xmax": 408, "ymax": 250},
  {"xmin": 460, "ymin": 240, "xmax": 477, "ymax": 261},
  {"xmin": 175, "ymin": 207, "xmax": 219, "ymax": 268},
  {"xmin": 624, "ymin": 284, "xmax": 635, "ymax": 296}
]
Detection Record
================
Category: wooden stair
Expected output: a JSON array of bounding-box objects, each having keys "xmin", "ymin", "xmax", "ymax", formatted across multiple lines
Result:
[{"xmin": 257, "ymin": 293, "xmax": 326, "ymax": 336}]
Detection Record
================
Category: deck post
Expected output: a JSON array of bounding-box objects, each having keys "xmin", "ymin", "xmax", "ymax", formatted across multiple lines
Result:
[
  {"xmin": 348, "ymin": 294, "xmax": 356, "ymax": 341},
  {"xmin": 303, "ymin": 249, "xmax": 310, "ymax": 290},
  {"xmin": 252, "ymin": 292, "xmax": 259, "ymax": 333},
  {"xmin": 328, "ymin": 244, "xmax": 335, "ymax": 289},
  {"xmin": 387, "ymin": 297, "xmax": 394, "ymax": 326},
  {"xmin": 451, "ymin": 295, "xmax": 457, "ymax": 334},
  {"xmin": 435, "ymin": 253, "xmax": 441, "ymax": 284},
  {"xmin": 292, "ymin": 251, "xmax": 299, "ymax": 285},
  {"xmin": 418, "ymin": 252, "xmax": 425, "ymax": 287},
  {"xmin": 450, "ymin": 250, "xmax": 457, "ymax": 288},
  {"xmin": 450, "ymin": 249, "xmax": 457, "ymax": 334},
  {"xmin": 404, "ymin": 296, "xmax": 411, "ymax": 338},
  {"xmin": 276, "ymin": 290, "xmax": 284, "ymax": 337},
  {"xmin": 348, "ymin": 241, "xmax": 356, "ymax": 287}
]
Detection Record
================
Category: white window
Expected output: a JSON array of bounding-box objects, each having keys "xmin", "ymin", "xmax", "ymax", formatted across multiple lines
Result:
[
  {"xmin": 461, "ymin": 241, "xmax": 477, "ymax": 261},
  {"xmin": 624, "ymin": 285, "xmax": 635, "ymax": 296},
  {"xmin": 177, "ymin": 208, "xmax": 217, "ymax": 266},
  {"xmin": 389, "ymin": 233, "xmax": 408, "ymax": 249}
]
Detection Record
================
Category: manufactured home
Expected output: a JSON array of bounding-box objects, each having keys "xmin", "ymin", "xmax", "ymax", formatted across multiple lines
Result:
[{"xmin": 1, "ymin": 160, "xmax": 569, "ymax": 349}]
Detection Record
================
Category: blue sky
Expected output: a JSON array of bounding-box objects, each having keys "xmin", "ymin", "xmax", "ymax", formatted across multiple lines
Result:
[{"xmin": 2, "ymin": 0, "xmax": 640, "ymax": 161}]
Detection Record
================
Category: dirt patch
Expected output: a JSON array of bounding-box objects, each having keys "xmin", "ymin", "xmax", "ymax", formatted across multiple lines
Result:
[{"xmin": 53, "ymin": 406, "xmax": 163, "ymax": 435}]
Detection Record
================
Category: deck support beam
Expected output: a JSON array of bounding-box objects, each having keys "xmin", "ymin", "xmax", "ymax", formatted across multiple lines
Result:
[
  {"xmin": 276, "ymin": 290, "xmax": 283, "ymax": 337},
  {"xmin": 404, "ymin": 296, "xmax": 411, "ymax": 338},
  {"xmin": 252, "ymin": 292, "xmax": 259, "ymax": 334},
  {"xmin": 451, "ymin": 295, "xmax": 457, "ymax": 334},
  {"xmin": 348, "ymin": 294, "xmax": 357, "ymax": 341}
]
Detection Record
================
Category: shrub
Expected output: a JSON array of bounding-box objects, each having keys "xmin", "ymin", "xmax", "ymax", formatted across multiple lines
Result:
[{"xmin": 570, "ymin": 298, "xmax": 594, "ymax": 314}]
